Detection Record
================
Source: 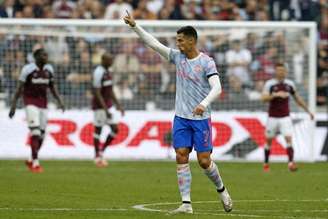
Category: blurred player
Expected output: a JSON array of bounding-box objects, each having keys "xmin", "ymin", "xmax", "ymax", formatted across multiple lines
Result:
[
  {"xmin": 8, "ymin": 48, "xmax": 65, "ymax": 173},
  {"xmin": 92, "ymin": 53, "xmax": 125, "ymax": 167},
  {"xmin": 261, "ymin": 63, "xmax": 314, "ymax": 172},
  {"xmin": 124, "ymin": 12, "xmax": 232, "ymax": 214}
]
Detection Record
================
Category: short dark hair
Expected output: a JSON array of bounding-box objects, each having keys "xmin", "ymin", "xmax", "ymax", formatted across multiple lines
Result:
[
  {"xmin": 275, "ymin": 62, "xmax": 286, "ymax": 68},
  {"xmin": 177, "ymin": 26, "xmax": 198, "ymax": 41},
  {"xmin": 33, "ymin": 48, "xmax": 45, "ymax": 59}
]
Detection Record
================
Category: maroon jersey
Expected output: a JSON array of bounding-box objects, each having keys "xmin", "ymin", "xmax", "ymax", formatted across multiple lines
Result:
[
  {"xmin": 92, "ymin": 65, "xmax": 113, "ymax": 110},
  {"xmin": 19, "ymin": 63, "xmax": 54, "ymax": 108},
  {"xmin": 263, "ymin": 79, "xmax": 296, "ymax": 117}
]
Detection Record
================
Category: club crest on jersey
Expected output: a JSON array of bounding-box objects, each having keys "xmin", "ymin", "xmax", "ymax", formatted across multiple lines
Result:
[{"xmin": 194, "ymin": 65, "xmax": 202, "ymax": 73}]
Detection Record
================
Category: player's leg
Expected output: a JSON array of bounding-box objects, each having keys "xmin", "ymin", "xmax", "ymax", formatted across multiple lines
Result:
[
  {"xmin": 93, "ymin": 110, "xmax": 105, "ymax": 166},
  {"xmin": 103, "ymin": 106, "xmax": 120, "ymax": 152},
  {"xmin": 101, "ymin": 106, "xmax": 121, "ymax": 166},
  {"xmin": 98, "ymin": 124, "xmax": 118, "ymax": 167},
  {"xmin": 280, "ymin": 117, "xmax": 297, "ymax": 171},
  {"xmin": 38, "ymin": 109, "xmax": 47, "ymax": 153},
  {"xmin": 169, "ymin": 116, "xmax": 193, "ymax": 214},
  {"xmin": 264, "ymin": 117, "xmax": 278, "ymax": 171},
  {"xmin": 263, "ymin": 137, "xmax": 273, "ymax": 171},
  {"xmin": 25, "ymin": 105, "xmax": 43, "ymax": 172},
  {"xmin": 94, "ymin": 126, "xmax": 102, "ymax": 157},
  {"xmin": 193, "ymin": 119, "xmax": 232, "ymax": 212},
  {"xmin": 103, "ymin": 124, "xmax": 117, "ymax": 151}
]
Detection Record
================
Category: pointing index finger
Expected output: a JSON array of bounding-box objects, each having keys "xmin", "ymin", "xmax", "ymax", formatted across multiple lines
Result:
[{"xmin": 126, "ymin": 10, "xmax": 131, "ymax": 17}]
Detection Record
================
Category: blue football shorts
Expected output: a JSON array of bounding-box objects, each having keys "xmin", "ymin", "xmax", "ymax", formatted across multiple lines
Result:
[{"xmin": 172, "ymin": 115, "xmax": 213, "ymax": 152}]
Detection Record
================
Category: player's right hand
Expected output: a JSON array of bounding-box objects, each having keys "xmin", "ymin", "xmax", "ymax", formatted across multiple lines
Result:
[
  {"xmin": 59, "ymin": 103, "xmax": 65, "ymax": 112},
  {"xmin": 8, "ymin": 107, "xmax": 15, "ymax": 118},
  {"xmin": 123, "ymin": 10, "xmax": 136, "ymax": 27}
]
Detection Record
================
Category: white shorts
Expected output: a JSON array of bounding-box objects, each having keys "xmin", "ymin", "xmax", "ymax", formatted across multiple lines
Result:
[
  {"xmin": 94, "ymin": 106, "xmax": 121, "ymax": 127},
  {"xmin": 265, "ymin": 116, "xmax": 293, "ymax": 138},
  {"xmin": 25, "ymin": 105, "xmax": 47, "ymax": 130}
]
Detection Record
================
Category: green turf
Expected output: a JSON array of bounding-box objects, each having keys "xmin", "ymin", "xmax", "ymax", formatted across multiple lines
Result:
[{"xmin": 0, "ymin": 160, "xmax": 327, "ymax": 219}]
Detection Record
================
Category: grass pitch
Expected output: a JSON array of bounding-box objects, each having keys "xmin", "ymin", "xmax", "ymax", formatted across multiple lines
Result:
[{"xmin": 0, "ymin": 160, "xmax": 327, "ymax": 219}]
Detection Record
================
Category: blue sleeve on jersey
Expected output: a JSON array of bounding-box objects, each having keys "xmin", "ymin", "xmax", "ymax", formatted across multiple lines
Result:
[
  {"xmin": 204, "ymin": 58, "xmax": 218, "ymax": 77},
  {"xmin": 169, "ymin": 49, "xmax": 180, "ymax": 64}
]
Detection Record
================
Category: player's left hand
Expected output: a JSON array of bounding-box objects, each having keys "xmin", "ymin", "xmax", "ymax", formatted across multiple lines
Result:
[
  {"xmin": 59, "ymin": 102, "xmax": 65, "ymax": 112},
  {"xmin": 8, "ymin": 107, "xmax": 16, "ymax": 118},
  {"xmin": 123, "ymin": 10, "xmax": 136, "ymax": 27},
  {"xmin": 118, "ymin": 106, "xmax": 125, "ymax": 116},
  {"xmin": 309, "ymin": 112, "xmax": 314, "ymax": 120},
  {"xmin": 192, "ymin": 104, "xmax": 206, "ymax": 116}
]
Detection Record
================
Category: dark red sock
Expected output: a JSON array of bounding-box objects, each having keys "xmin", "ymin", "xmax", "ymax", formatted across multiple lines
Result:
[
  {"xmin": 102, "ymin": 135, "xmax": 114, "ymax": 152},
  {"xmin": 31, "ymin": 135, "xmax": 40, "ymax": 160},
  {"xmin": 94, "ymin": 137, "xmax": 100, "ymax": 157},
  {"xmin": 37, "ymin": 138, "xmax": 44, "ymax": 152},
  {"xmin": 286, "ymin": 147, "xmax": 294, "ymax": 162}
]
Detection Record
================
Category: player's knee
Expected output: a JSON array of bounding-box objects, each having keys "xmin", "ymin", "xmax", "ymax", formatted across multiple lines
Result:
[
  {"xmin": 285, "ymin": 136, "xmax": 292, "ymax": 144},
  {"xmin": 30, "ymin": 127, "xmax": 41, "ymax": 136},
  {"xmin": 40, "ymin": 130, "xmax": 45, "ymax": 139},
  {"xmin": 198, "ymin": 157, "xmax": 211, "ymax": 169},
  {"xmin": 176, "ymin": 152, "xmax": 189, "ymax": 163},
  {"xmin": 111, "ymin": 125, "xmax": 118, "ymax": 135}
]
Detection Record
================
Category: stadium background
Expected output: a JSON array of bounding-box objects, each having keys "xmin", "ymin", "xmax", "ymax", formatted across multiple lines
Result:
[
  {"xmin": 0, "ymin": 1, "xmax": 328, "ymax": 219},
  {"xmin": 0, "ymin": 0, "xmax": 327, "ymax": 161}
]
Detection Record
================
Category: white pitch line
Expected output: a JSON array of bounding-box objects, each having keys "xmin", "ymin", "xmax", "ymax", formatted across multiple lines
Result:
[
  {"xmin": 197, "ymin": 209, "xmax": 328, "ymax": 213},
  {"xmin": 132, "ymin": 199, "xmax": 328, "ymax": 219},
  {"xmin": 194, "ymin": 212, "xmax": 328, "ymax": 219},
  {"xmin": 0, "ymin": 208, "xmax": 129, "ymax": 212}
]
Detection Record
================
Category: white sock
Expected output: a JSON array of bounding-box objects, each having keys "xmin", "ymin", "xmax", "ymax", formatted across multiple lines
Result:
[
  {"xmin": 177, "ymin": 163, "xmax": 191, "ymax": 203},
  {"xmin": 32, "ymin": 159, "xmax": 39, "ymax": 167},
  {"xmin": 264, "ymin": 144, "xmax": 270, "ymax": 150},
  {"xmin": 204, "ymin": 161, "xmax": 224, "ymax": 190}
]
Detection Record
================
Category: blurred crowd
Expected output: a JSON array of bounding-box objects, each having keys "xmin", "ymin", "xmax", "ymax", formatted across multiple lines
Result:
[{"xmin": 0, "ymin": 0, "xmax": 327, "ymax": 110}]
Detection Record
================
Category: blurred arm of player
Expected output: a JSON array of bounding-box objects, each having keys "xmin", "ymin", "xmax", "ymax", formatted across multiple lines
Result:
[
  {"xmin": 8, "ymin": 82, "xmax": 24, "ymax": 118},
  {"xmin": 110, "ymin": 87, "xmax": 125, "ymax": 116},
  {"xmin": 94, "ymin": 88, "xmax": 112, "ymax": 119},
  {"xmin": 49, "ymin": 81, "xmax": 65, "ymax": 112},
  {"xmin": 123, "ymin": 11, "xmax": 170, "ymax": 60},
  {"xmin": 292, "ymin": 92, "xmax": 314, "ymax": 120},
  {"xmin": 193, "ymin": 75, "xmax": 222, "ymax": 116}
]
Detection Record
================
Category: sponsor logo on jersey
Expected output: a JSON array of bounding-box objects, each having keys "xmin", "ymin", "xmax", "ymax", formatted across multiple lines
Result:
[
  {"xmin": 103, "ymin": 80, "xmax": 113, "ymax": 86},
  {"xmin": 31, "ymin": 78, "xmax": 50, "ymax": 84}
]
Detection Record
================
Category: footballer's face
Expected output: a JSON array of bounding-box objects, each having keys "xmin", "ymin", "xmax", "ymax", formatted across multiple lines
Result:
[
  {"xmin": 176, "ymin": 33, "xmax": 194, "ymax": 54},
  {"xmin": 37, "ymin": 50, "xmax": 48, "ymax": 64},
  {"xmin": 276, "ymin": 66, "xmax": 287, "ymax": 80},
  {"xmin": 102, "ymin": 54, "xmax": 113, "ymax": 67}
]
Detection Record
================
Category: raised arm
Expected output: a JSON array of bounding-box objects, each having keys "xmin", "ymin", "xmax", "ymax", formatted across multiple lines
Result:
[{"xmin": 123, "ymin": 11, "xmax": 170, "ymax": 60}]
